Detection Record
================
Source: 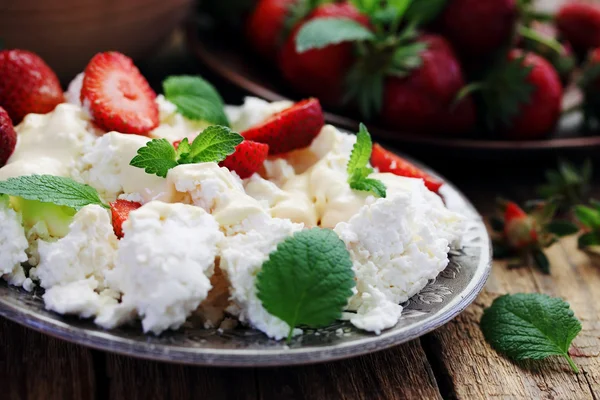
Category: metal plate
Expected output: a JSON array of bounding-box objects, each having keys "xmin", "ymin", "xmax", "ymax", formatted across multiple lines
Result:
[{"xmin": 0, "ymin": 152, "xmax": 491, "ymax": 367}]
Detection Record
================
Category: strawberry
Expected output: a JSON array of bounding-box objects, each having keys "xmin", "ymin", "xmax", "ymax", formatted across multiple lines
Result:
[
  {"xmin": 503, "ymin": 201, "xmax": 537, "ymax": 249},
  {"xmin": 80, "ymin": 52, "xmax": 159, "ymax": 135},
  {"xmin": 556, "ymin": 1, "xmax": 600, "ymax": 54},
  {"xmin": 110, "ymin": 199, "xmax": 142, "ymax": 238},
  {"xmin": 370, "ymin": 143, "xmax": 443, "ymax": 193},
  {"xmin": 0, "ymin": 107, "xmax": 17, "ymax": 167},
  {"xmin": 220, "ymin": 140, "xmax": 269, "ymax": 178},
  {"xmin": 438, "ymin": 0, "xmax": 517, "ymax": 59},
  {"xmin": 466, "ymin": 49, "xmax": 562, "ymax": 140},
  {"xmin": 278, "ymin": 2, "xmax": 370, "ymax": 105},
  {"xmin": 246, "ymin": 0, "xmax": 298, "ymax": 59},
  {"xmin": 241, "ymin": 98, "xmax": 324, "ymax": 154},
  {"xmin": 0, "ymin": 50, "xmax": 64, "ymax": 124},
  {"xmin": 380, "ymin": 34, "xmax": 476, "ymax": 135}
]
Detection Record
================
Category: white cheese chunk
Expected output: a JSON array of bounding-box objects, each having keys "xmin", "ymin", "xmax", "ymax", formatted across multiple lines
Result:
[
  {"xmin": 0, "ymin": 200, "xmax": 28, "ymax": 286},
  {"xmin": 99, "ymin": 201, "xmax": 222, "ymax": 335}
]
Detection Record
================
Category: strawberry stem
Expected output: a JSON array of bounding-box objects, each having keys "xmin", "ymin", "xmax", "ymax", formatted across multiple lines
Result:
[{"xmin": 518, "ymin": 25, "xmax": 563, "ymax": 55}]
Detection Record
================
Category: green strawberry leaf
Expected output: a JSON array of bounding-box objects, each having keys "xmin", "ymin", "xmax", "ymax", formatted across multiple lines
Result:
[
  {"xmin": 256, "ymin": 228, "xmax": 355, "ymax": 342},
  {"xmin": 481, "ymin": 293, "xmax": 582, "ymax": 373},
  {"xmin": 295, "ymin": 17, "xmax": 375, "ymax": 53}
]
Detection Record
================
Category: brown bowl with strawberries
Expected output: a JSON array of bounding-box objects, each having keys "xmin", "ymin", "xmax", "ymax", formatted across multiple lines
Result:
[{"xmin": 187, "ymin": 0, "xmax": 600, "ymax": 159}]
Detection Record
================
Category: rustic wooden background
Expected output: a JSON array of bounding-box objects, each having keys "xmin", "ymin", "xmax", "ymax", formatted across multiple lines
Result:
[{"xmin": 1, "ymin": 29, "xmax": 599, "ymax": 399}]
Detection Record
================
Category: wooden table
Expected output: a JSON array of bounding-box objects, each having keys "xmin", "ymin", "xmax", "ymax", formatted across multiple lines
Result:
[{"xmin": 1, "ymin": 36, "xmax": 599, "ymax": 400}]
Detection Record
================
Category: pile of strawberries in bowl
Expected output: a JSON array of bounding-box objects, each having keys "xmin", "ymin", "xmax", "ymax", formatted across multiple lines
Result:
[{"xmin": 242, "ymin": 0, "xmax": 600, "ymax": 140}]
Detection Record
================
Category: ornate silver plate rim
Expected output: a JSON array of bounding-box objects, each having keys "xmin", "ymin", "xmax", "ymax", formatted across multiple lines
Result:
[{"xmin": 0, "ymin": 149, "xmax": 492, "ymax": 367}]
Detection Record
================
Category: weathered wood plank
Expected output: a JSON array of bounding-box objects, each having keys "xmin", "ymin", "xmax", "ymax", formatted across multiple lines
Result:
[
  {"xmin": 423, "ymin": 237, "xmax": 599, "ymax": 400},
  {"xmin": 105, "ymin": 354, "xmax": 257, "ymax": 400},
  {"xmin": 0, "ymin": 318, "xmax": 96, "ymax": 400},
  {"xmin": 256, "ymin": 340, "xmax": 441, "ymax": 400}
]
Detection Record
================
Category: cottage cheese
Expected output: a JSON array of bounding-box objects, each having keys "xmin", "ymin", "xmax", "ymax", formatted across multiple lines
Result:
[
  {"xmin": 150, "ymin": 95, "xmax": 211, "ymax": 142},
  {"xmin": 78, "ymin": 131, "xmax": 168, "ymax": 203},
  {"xmin": 219, "ymin": 213, "xmax": 304, "ymax": 339},
  {"xmin": 99, "ymin": 201, "xmax": 223, "ymax": 334},
  {"xmin": 335, "ymin": 176, "xmax": 465, "ymax": 333}
]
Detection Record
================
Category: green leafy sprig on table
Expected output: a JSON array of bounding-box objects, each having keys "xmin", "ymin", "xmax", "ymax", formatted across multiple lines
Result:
[
  {"xmin": 536, "ymin": 159, "xmax": 592, "ymax": 211},
  {"xmin": 481, "ymin": 293, "xmax": 582, "ymax": 373},
  {"xmin": 256, "ymin": 228, "xmax": 356, "ymax": 342},
  {"xmin": 130, "ymin": 125, "xmax": 243, "ymax": 178},
  {"xmin": 346, "ymin": 123, "xmax": 386, "ymax": 198}
]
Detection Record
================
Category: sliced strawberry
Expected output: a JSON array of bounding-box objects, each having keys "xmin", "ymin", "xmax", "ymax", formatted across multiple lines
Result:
[
  {"xmin": 0, "ymin": 49, "xmax": 64, "ymax": 124},
  {"xmin": 241, "ymin": 98, "xmax": 324, "ymax": 154},
  {"xmin": 220, "ymin": 140, "xmax": 269, "ymax": 179},
  {"xmin": 0, "ymin": 107, "xmax": 17, "ymax": 166},
  {"xmin": 80, "ymin": 52, "xmax": 158, "ymax": 135},
  {"xmin": 110, "ymin": 199, "xmax": 142, "ymax": 238},
  {"xmin": 371, "ymin": 143, "xmax": 443, "ymax": 193}
]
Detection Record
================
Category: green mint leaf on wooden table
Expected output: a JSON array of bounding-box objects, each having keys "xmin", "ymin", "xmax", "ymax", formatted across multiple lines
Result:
[
  {"xmin": 295, "ymin": 18, "xmax": 375, "ymax": 53},
  {"xmin": 130, "ymin": 138, "xmax": 179, "ymax": 178},
  {"xmin": 0, "ymin": 175, "xmax": 108, "ymax": 210},
  {"xmin": 163, "ymin": 75, "xmax": 230, "ymax": 126},
  {"xmin": 256, "ymin": 228, "xmax": 355, "ymax": 342},
  {"xmin": 347, "ymin": 123, "xmax": 386, "ymax": 197},
  {"xmin": 481, "ymin": 293, "xmax": 582, "ymax": 373},
  {"xmin": 130, "ymin": 126, "xmax": 243, "ymax": 178}
]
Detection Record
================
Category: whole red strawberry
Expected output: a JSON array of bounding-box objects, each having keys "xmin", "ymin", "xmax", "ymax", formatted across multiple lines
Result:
[
  {"xmin": 0, "ymin": 50, "xmax": 64, "ymax": 124},
  {"xmin": 110, "ymin": 199, "xmax": 142, "ymax": 238},
  {"xmin": 0, "ymin": 107, "xmax": 17, "ymax": 167},
  {"xmin": 246, "ymin": 0, "xmax": 298, "ymax": 59},
  {"xmin": 380, "ymin": 34, "xmax": 476, "ymax": 135},
  {"xmin": 242, "ymin": 98, "xmax": 324, "ymax": 154},
  {"xmin": 556, "ymin": 1, "xmax": 600, "ymax": 54},
  {"xmin": 220, "ymin": 140, "xmax": 269, "ymax": 178},
  {"xmin": 503, "ymin": 201, "xmax": 538, "ymax": 249},
  {"xmin": 278, "ymin": 2, "xmax": 370, "ymax": 105},
  {"xmin": 80, "ymin": 52, "xmax": 159, "ymax": 135},
  {"xmin": 504, "ymin": 50, "xmax": 562, "ymax": 139},
  {"xmin": 370, "ymin": 143, "xmax": 443, "ymax": 193},
  {"xmin": 438, "ymin": 0, "xmax": 517, "ymax": 59}
]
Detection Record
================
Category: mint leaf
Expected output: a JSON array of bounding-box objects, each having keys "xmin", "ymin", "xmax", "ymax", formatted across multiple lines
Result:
[
  {"xmin": 574, "ymin": 205, "xmax": 600, "ymax": 229},
  {"xmin": 481, "ymin": 293, "xmax": 582, "ymax": 373},
  {"xmin": 347, "ymin": 123, "xmax": 386, "ymax": 198},
  {"xmin": 0, "ymin": 175, "xmax": 108, "ymax": 210},
  {"xmin": 181, "ymin": 125, "xmax": 243, "ymax": 164},
  {"xmin": 163, "ymin": 75, "xmax": 229, "ymax": 126},
  {"xmin": 256, "ymin": 228, "xmax": 355, "ymax": 342},
  {"xmin": 350, "ymin": 178, "xmax": 387, "ymax": 198},
  {"xmin": 129, "ymin": 138, "xmax": 178, "ymax": 178},
  {"xmin": 295, "ymin": 18, "xmax": 374, "ymax": 53},
  {"xmin": 131, "ymin": 126, "xmax": 243, "ymax": 177}
]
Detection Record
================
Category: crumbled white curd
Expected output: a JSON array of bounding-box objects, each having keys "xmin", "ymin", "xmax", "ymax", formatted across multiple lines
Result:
[{"xmin": 0, "ymin": 93, "xmax": 465, "ymax": 337}]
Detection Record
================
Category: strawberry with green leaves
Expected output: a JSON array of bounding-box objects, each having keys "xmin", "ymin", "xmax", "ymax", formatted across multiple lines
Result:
[
  {"xmin": 461, "ymin": 49, "xmax": 562, "ymax": 139},
  {"xmin": 287, "ymin": 0, "xmax": 474, "ymax": 135},
  {"xmin": 279, "ymin": 2, "xmax": 371, "ymax": 105},
  {"xmin": 491, "ymin": 199, "xmax": 578, "ymax": 273}
]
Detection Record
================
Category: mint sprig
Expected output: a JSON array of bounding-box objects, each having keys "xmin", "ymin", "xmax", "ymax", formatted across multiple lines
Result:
[
  {"xmin": 481, "ymin": 293, "xmax": 582, "ymax": 373},
  {"xmin": 295, "ymin": 17, "xmax": 375, "ymax": 53},
  {"xmin": 163, "ymin": 76, "xmax": 229, "ymax": 126},
  {"xmin": 0, "ymin": 175, "xmax": 108, "ymax": 210},
  {"xmin": 256, "ymin": 228, "xmax": 355, "ymax": 342},
  {"xmin": 347, "ymin": 123, "xmax": 386, "ymax": 198},
  {"xmin": 130, "ymin": 125, "xmax": 243, "ymax": 178}
]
